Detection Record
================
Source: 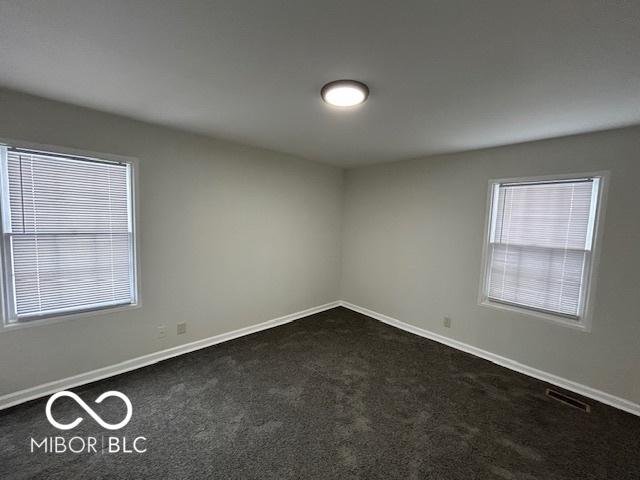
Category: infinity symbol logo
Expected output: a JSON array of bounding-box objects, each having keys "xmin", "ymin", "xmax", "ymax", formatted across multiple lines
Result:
[{"xmin": 45, "ymin": 391, "xmax": 133, "ymax": 431}]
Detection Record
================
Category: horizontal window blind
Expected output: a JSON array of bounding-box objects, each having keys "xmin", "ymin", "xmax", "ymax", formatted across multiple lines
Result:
[
  {"xmin": 486, "ymin": 178, "xmax": 599, "ymax": 318},
  {"xmin": 1, "ymin": 148, "xmax": 136, "ymax": 321}
]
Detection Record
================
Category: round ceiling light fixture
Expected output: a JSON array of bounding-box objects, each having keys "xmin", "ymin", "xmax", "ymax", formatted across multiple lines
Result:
[{"xmin": 321, "ymin": 80, "xmax": 369, "ymax": 107}]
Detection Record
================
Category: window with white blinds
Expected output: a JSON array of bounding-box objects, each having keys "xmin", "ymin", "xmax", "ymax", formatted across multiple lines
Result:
[
  {"xmin": 0, "ymin": 146, "xmax": 137, "ymax": 324},
  {"xmin": 482, "ymin": 176, "xmax": 602, "ymax": 322}
]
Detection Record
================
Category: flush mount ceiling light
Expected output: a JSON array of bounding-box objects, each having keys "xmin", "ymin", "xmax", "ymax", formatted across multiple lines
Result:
[{"xmin": 321, "ymin": 80, "xmax": 369, "ymax": 107}]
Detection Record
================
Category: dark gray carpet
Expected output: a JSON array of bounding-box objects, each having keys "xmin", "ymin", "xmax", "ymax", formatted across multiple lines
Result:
[{"xmin": 1, "ymin": 307, "xmax": 639, "ymax": 479}]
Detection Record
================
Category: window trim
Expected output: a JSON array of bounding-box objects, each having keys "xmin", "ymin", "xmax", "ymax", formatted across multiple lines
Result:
[
  {"xmin": 478, "ymin": 171, "xmax": 609, "ymax": 332},
  {"xmin": 0, "ymin": 138, "xmax": 141, "ymax": 332}
]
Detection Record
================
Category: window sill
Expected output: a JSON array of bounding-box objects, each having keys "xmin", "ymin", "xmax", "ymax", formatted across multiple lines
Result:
[
  {"xmin": 0, "ymin": 302, "xmax": 141, "ymax": 333},
  {"xmin": 479, "ymin": 299, "xmax": 591, "ymax": 332}
]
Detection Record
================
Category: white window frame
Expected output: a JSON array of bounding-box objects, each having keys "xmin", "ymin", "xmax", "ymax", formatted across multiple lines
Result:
[
  {"xmin": 0, "ymin": 139, "xmax": 141, "ymax": 332},
  {"xmin": 478, "ymin": 171, "xmax": 608, "ymax": 332}
]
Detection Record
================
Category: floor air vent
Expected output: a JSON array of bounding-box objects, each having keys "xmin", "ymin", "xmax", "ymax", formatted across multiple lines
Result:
[{"xmin": 546, "ymin": 388, "xmax": 591, "ymax": 413}]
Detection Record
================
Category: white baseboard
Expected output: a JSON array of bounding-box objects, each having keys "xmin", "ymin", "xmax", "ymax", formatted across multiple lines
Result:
[
  {"xmin": 0, "ymin": 301, "xmax": 340, "ymax": 411},
  {"xmin": 4, "ymin": 299, "xmax": 638, "ymax": 417},
  {"xmin": 339, "ymin": 301, "xmax": 640, "ymax": 417}
]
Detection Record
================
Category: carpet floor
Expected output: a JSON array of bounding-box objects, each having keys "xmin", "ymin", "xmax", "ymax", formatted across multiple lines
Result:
[{"xmin": 1, "ymin": 306, "xmax": 639, "ymax": 479}]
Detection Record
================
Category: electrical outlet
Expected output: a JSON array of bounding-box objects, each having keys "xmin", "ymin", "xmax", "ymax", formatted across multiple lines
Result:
[
  {"xmin": 177, "ymin": 322, "xmax": 187, "ymax": 335},
  {"xmin": 443, "ymin": 316, "xmax": 451, "ymax": 328},
  {"xmin": 157, "ymin": 325, "xmax": 166, "ymax": 338}
]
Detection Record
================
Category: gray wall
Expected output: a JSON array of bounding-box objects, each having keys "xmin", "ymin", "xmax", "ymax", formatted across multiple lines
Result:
[
  {"xmin": 0, "ymin": 89, "xmax": 344, "ymax": 396},
  {"xmin": 341, "ymin": 127, "xmax": 640, "ymax": 404},
  {"xmin": 1, "ymin": 86, "xmax": 638, "ymax": 408}
]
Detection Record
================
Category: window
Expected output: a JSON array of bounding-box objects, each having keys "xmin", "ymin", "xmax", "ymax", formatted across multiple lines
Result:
[
  {"xmin": 0, "ymin": 146, "xmax": 138, "ymax": 325},
  {"xmin": 480, "ymin": 174, "xmax": 604, "ymax": 328}
]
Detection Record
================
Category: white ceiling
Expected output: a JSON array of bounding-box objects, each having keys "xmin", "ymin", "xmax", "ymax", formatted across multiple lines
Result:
[{"xmin": 1, "ymin": 1, "xmax": 639, "ymax": 167}]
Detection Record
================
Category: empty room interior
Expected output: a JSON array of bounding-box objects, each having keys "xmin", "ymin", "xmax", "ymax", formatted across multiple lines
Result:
[{"xmin": 1, "ymin": 1, "xmax": 639, "ymax": 479}]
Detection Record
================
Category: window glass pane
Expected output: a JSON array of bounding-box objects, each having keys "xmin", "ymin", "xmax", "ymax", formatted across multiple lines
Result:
[
  {"xmin": 3, "ymin": 148, "xmax": 135, "ymax": 321},
  {"xmin": 493, "ymin": 181, "xmax": 594, "ymax": 250},
  {"xmin": 488, "ymin": 243, "xmax": 586, "ymax": 317},
  {"xmin": 486, "ymin": 178, "xmax": 598, "ymax": 319}
]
